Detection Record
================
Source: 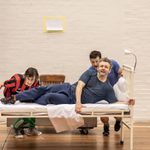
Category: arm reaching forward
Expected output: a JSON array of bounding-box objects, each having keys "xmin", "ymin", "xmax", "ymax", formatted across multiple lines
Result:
[
  {"xmin": 117, "ymin": 99, "xmax": 135, "ymax": 105},
  {"xmin": 75, "ymin": 80, "xmax": 85, "ymax": 112}
]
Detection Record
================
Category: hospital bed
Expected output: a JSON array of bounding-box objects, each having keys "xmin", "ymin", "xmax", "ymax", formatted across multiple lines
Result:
[{"xmin": 0, "ymin": 66, "xmax": 135, "ymax": 150}]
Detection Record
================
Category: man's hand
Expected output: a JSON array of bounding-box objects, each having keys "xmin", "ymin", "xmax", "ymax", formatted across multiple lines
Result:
[
  {"xmin": 75, "ymin": 102, "xmax": 82, "ymax": 112},
  {"xmin": 117, "ymin": 99, "xmax": 135, "ymax": 105},
  {"xmin": 128, "ymin": 99, "xmax": 135, "ymax": 105},
  {"xmin": 0, "ymin": 82, "xmax": 4, "ymax": 89},
  {"xmin": 75, "ymin": 102, "xmax": 83, "ymax": 113}
]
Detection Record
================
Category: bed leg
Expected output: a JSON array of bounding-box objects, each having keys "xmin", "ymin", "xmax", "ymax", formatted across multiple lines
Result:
[
  {"xmin": 120, "ymin": 119, "xmax": 124, "ymax": 145},
  {"xmin": 130, "ymin": 115, "xmax": 133, "ymax": 150},
  {"xmin": 129, "ymin": 105, "xmax": 134, "ymax": 150}
]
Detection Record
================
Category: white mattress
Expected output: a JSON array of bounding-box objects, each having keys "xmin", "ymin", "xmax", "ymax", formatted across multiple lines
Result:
[
  {"xmin": 0, "ymin": 101, "xmax": 47, "ymax": 112},
  {"xmin": 0, "ymin": 101, "xmax": 129, "ymax": 113},
  {"xmin": 81, "ymin": 103, "xmax": 129, "ymax": 114}
]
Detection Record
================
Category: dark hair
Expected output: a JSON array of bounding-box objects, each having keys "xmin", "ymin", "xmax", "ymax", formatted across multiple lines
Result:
[
  {"xmin": 24, "ymin": 67, "xmax": 39, "ymax": 81},
  {"xmin": 89, "ymin": 50, "xmax": 102, "ymax": 59},
  {"xmin": 99, "ymin": 57, "xmax": 112, "ymax": 68}
]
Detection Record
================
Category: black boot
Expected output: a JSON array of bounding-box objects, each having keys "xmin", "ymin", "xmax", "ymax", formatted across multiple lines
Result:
[
  {"xmin": 103, "ymin": 123, "xmax": 109, "ymax": 136},
  {"xmin": 114, "ymin": 120, "xmax": 121, "ymax": 132},
  {"xmin": 0, "ymin": 95, "xmax": 15, "ymax": 104}
]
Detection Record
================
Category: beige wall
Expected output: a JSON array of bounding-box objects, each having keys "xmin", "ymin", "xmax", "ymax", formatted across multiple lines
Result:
[{"xmin": 0, "ymin": 0, "xmax": 150, "ymax": 121}]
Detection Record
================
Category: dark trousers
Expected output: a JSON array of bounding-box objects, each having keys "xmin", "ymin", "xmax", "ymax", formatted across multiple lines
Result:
[{"xmin": 16, "ymin": 83, "xmax": 75, "ymax": 105}]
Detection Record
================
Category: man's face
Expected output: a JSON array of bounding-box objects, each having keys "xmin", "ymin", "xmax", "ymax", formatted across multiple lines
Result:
[
  {"xmin": 90, "ymin": 56, "xmax": 101, "ymax": 69},
  {"xmin": 98, "ymin": 61, "xmax": 111, "ymax": 76},
  {"xmin": 25, "ymin": 76, "xmax": 36, "ymax": 86}
]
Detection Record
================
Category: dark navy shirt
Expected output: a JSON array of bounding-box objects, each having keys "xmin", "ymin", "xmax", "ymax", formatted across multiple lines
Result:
[{"xmin": 72, "ymin": 68, "xmax": 117, "ymax": 104}]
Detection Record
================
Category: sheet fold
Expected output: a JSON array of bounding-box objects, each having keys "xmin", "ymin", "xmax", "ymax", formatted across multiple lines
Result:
[{"xmin": 47, "ymin": 104, "xmax": 84, "ymax": 133}]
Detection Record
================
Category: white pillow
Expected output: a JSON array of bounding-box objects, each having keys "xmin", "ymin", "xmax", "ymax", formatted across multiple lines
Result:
[
  {"xmin": 113, "ymin": 77, "xmax": 129, "ymax": 101},
  {"xmin": 117, "ymin": 77, "xmax": 128, "ymax": 92}
]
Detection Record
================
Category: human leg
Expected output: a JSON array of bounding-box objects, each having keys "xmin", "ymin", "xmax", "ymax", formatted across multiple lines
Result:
[
  {"xmin": 17, "ymin": 83, "xmax": 71, "ymax": 103},
  {"xmin": 16, "ymin": 86, "xmax": 47, "ymax": 102},
  {"xmin": 13, "ymin": 118, "xmax": 35, "ymax": 131},
  {"xmin": 35, "ymin": 92, "xmax": 72, "ymax": 105},
  {"xmin": 19, "ymin": 118, "xmax": 42, "ymax": 136},
  {"xmin": 0, "ymin": 86, "xmax": 47, "ymax": 104},
  {"xmin": 13, "ymin": 118, "xmax": 27, "ymax": 138},
  {"xmin": 114, "ymin": 117, "xmax": 121, "ymax": 132},
  {"xmin": 13, "ymin": 118, "xmax": 42, "ymax": 137},
  {"xmin": 100, "ymin": 117, "xmax": 110, "ymax": 136},
  {"xmin": 46, "ymin": 83, "xmax": 71, "ymax": 95}
]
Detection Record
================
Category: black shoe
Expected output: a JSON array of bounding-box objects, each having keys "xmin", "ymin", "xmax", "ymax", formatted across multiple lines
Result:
[
  {"xmin": 24, "ymin": 128, "xmax": 42, "ymax": 136},
  {"xmin": 114, "ymin": 120, "xmax": 121, "ymax": 132},
  {"xmin": 13, "ymin": 128, "xmax": 24, "ymax": 138},
  {"xmin": 103, "ymin": 123, "xmax": 109, "ymax": 136},
  {"xmin": 0, "ymin": 95, "xmax": 15, "ymax": 104}
]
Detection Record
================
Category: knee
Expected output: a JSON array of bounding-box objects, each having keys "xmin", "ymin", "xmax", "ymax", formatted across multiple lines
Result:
[{"xmin": 100, "ymin": 117, "xmax": 109, "ymax": 123}]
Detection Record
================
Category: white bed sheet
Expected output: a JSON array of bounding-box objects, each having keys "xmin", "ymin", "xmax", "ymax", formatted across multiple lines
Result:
[
  {"xmin": 0, "ymin": 101, "xmax": 129, "ymax": 113},
  {"xmin": 0, "ymin": 101, "xmax": 47, "ymax": 113},
  {"xmin": 81, "ymin": 103, "xmax": 129, "ymax": 112}
]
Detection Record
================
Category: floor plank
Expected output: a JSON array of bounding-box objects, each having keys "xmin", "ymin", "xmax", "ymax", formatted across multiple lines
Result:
[{"xmin": 0, "ymin": 124, "xmax": 150, "ymax": 150}]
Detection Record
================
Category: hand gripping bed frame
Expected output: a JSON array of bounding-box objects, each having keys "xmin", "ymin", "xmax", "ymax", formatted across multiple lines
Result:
[{"xmin": 0, "ymin": 67, "xmax": 135, "ymax": 150}]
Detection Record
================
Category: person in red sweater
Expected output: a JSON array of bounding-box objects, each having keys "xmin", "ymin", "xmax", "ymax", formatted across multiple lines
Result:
[{"xmin": 0, "ymin": 67, "xmax": 42, "ymax": 138}]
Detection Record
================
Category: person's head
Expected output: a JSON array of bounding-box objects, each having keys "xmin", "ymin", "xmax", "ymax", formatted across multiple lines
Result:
[
  {"xmin": 98, "ymin": 57, "xmax": 112, "ymax": 77},
  {"xmin": 89, "ymin": 50, "xmax": 102, "ymax": 69},
  {"xmin": 24, "ymin": 67, "xmax": 39, "ymax": 86}
]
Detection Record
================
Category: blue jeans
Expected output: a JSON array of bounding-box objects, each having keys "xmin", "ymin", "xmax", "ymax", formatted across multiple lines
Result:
[{"xmin": 16, "ymin": 83, "xmax": 75, "ymax": 105}]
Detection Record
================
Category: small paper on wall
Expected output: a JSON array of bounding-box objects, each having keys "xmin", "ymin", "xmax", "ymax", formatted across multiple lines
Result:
[{"xmin": 43, "ymin": 16, "xmax": 66, "ymax": 32}]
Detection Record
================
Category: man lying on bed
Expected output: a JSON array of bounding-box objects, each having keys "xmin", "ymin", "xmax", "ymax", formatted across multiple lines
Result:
[{"xmin": 0, "ymin": 58, "xmax": 135, "ymax": 116}]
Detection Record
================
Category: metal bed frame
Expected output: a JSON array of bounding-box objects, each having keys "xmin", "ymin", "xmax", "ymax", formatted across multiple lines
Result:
[{"xmin": 0, "ymin": 65, "xmax": 135, "ymax": 150}]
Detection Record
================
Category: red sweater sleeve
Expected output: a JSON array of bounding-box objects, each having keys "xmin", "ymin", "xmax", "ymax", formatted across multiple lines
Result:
[{"xmin": 4, "ymin": 75, "xmax": 17, "ymax": 88}]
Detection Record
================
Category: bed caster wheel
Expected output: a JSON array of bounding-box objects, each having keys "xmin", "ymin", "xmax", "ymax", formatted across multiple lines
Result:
[
  {"xmin": 80, "ymin": 129, "xmax": 89, "ymax": 135},
  {"xmin": 120, "ymin": 140, "xmax": 124, "ymax": 145}
]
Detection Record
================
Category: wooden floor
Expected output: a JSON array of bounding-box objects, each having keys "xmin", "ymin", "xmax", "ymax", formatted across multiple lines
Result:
[{"xmin": 0, "ymin": 123, "xmax": 150, "ymax": 150}]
